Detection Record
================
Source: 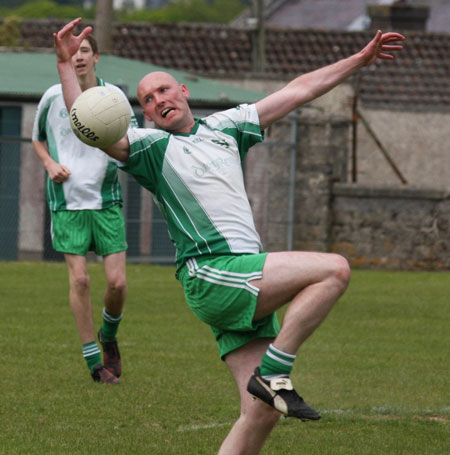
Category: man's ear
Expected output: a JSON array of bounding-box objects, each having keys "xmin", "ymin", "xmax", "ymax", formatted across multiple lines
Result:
[
  {"xmin": 142, "ymin": 109, "xmax": 153, "ymax": 122},
  {"xmin": 94, "ymin": 53, "xmax": 99, "ymax": 65},
  {"xmin": 180, "ymin": 84, "xmax": 190, "ymax": 100}
]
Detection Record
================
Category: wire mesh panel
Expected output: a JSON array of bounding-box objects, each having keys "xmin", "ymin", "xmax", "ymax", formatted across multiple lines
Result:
[
  {"xmin": 149, "ymin": 200, "xmax": 176, "ymax": 262},
  {"xmin": 0, "ymin": 107, "xmax": 22, "ymax": 260},
  {"xmin": 0, "ymin": 140, "xmax": 20, "ymax": 260},
  {"xmin": 122, "ymin": 173, "xmax": 176, "ymax": 264},
  {"xmin": 125, "ymin": 176, "xmax": 142, "ymax": 258},
  {"xmin": 42, "ymin": 204, "xmax": 64, "ymax": 261},
  {"xmin": 0, "ymin": 109, "xmax": 297, "ymax": 263}
]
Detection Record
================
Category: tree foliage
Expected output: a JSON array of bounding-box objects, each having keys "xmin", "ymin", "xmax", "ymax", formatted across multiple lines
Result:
[
  {"xmin": 0, "ymin": 0, "xmax": 95, "ymax": 20},
  {"xmin": 121, "ymin": 0, "xmax": 246, "ymax": 23},
  {"xmin": 0, "ymin": 0, "xmax": 246, "ymax": 23},
  {"xmin": 0, "ymin": 15, "xmax": 21, "ymax": 46}
]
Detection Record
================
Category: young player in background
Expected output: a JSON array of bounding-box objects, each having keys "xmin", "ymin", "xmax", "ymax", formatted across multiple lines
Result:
[{"xmin": 32, "ymin": 33, "xmax": 137, "ymax": 384}]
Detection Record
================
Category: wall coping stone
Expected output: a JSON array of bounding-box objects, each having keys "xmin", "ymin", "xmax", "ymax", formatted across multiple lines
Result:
[{"xmin": 333, "ymin": 183, "xmax": 450, "ymax": 200}]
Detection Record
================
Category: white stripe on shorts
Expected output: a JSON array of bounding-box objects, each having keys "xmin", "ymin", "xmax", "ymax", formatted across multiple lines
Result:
[{"xmin": 186, "ymin": 257, "xmax": 262, "ymax": 296}]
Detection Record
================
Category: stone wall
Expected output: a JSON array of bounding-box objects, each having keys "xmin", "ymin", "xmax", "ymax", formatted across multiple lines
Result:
[
  {"xmin": 259, "ymin": 106, "xmax": 450, "ymax": 270},
  {"xmin": 331, "ymin": 185, "xmax": 450, "ymax": 270},
  {"xmin": 263, "ymin": 114, "xmax": 293, "ymax": 251},
  {"xmin": 245, "ymin": 106, "xmax": 353, "ymax": 253},
  {"xmin": 293, "ymin": 110, "xmax": 349, "ymax": 252},
  {"xmin": 257, "ymin": 108, "xmax": 351, "ymax": 253}
]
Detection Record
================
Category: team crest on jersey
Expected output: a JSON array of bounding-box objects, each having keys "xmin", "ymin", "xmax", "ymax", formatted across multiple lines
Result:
[
  {"xmin": 183, "ymin": 146, "xmax": 192, "ymax": 154},
  {"xmin": 211, "ymin": 139, "xmax": 230, "ymax": 149},
  {"xmin": 60, "ymin": 108, "xmax": 69, "ymax": 118},
  {"xmin": 60, "ymin": 127, "xmax": 72, "ymax": 137}
]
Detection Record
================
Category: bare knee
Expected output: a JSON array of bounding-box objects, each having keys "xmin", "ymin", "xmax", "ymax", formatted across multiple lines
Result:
[
  {"xmin": 71, "ymin": 272, "xmax": 90, "ymax": 294},
  {"xmin": 242, "ymin": 401, "xmax": 281, "ymax": 429},
  {"xmin": 258, "ymin": 406, "xmax": 281, "ymax": 429},
  {"xmin": 329, "ymin": 254, "xmax": 351, "ymax": 294},
  {"xmin": 107, "ymin": 276, "xmax": 127, "ymax": 296}
]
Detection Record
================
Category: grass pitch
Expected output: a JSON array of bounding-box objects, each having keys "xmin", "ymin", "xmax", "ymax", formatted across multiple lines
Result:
[{"xmin": 0, "ymin": 262, "xmax": 448, "ymax": 454}]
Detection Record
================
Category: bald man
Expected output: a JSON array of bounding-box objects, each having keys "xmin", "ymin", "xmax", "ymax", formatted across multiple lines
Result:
[{"xmin": 54, "ymin": 18, "xmax": 404, "ymax": 455}]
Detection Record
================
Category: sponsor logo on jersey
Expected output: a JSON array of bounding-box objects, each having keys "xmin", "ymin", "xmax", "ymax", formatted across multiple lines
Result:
[
  {"xmin": 193, "ymin": 156, "xmax": 239, "ymax": 177},
  {"xmin": 60, "ymin": 108, "xmax": 69, "ymax": 118},
  {"xmin": 183, "ymin": 146, "xmax": 192, "ymax": 154},
  {"xmin": 70, "ymin": 108, "xmax": 100, "ymax": 142}
]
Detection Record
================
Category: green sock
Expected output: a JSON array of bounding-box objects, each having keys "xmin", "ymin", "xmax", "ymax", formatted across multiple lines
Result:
[
  {"xmin": 260, "ymin": 343, "xmax": 296, "ymax": 378},
  {"xmin": 100, "ymin": 308, "xmax": 123, "ymax": 341},
  {"xmin": 82, "ymin": 341, "xmax": 102, "ymax": 373}
]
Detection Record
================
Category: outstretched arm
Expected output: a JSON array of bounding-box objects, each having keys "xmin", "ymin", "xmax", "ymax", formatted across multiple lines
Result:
[
  {"xmin": 256, "ymin": 30, "xmax": 405, "ymax": 130},
  {"xmin": 53, "ymin": 18, "xmax": 130, "ymax": 162}
]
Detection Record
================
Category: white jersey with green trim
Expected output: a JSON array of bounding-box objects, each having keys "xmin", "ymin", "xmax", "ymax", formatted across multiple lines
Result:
[
  {"xmin": 120, "ymin": 103, "xmax": 264, "ymax": 268},
  {"xmin": 32, "ymin": 79, "xmax": 137, "ymax": 211}
]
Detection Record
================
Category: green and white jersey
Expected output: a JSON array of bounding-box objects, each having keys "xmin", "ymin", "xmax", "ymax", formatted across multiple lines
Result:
[
  {"xmin": 32, "ymin": 78, "xmax": 137, "ymax": 211},
  {"xmin": 121, "ymin": 103, "xmax": 263, "ymax": 268}
]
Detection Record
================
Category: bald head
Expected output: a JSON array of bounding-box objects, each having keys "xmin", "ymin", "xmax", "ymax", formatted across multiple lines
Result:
[
  {"xmin": 137, "ymin": 71, "xmax": 179, "ymax": 101},
  {"xmin": 137, "ymin": 71, "xmax": 195, "ymax": 133}
]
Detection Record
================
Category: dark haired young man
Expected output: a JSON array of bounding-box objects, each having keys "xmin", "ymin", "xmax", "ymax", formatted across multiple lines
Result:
[{"xmin": 32, "ymin": 34, "xmax": 137, "ymax": 384}]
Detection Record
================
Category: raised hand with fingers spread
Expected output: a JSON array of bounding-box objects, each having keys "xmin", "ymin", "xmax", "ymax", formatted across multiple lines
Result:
[
  {"xmin": 53, "ymin": 17, "xmax": 93, "ymax": 63},
  {"xmin": 359, "ymin": 30, "xmax": 405, "ymax": 66}
]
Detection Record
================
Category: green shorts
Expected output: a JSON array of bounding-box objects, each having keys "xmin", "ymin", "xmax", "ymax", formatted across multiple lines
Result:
[
  {"xmin": 178, "ymin": 253, "xmax": 280, "ymax": 360},
  {"xmin": 50, "ymin": 205, "xmax": 128, "ymax": 256}
]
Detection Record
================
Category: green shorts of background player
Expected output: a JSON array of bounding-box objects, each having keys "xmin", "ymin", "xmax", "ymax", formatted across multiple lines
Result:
[{"xmin": 51, "ymin": 205, "xmax": 128, "ymax": 384}]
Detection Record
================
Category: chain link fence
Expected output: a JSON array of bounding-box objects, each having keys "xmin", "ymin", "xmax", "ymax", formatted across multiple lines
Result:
[
  {"xmin": 0, "ymin": 135, "xmax": 178, "ymax": 262},
  {"xmin": 0, "ymin": 123, "xmax": 295, "ymax": 263},
  {"xmin": 0, "ymin": 138, "xmax": 21, "ymax": 260}
]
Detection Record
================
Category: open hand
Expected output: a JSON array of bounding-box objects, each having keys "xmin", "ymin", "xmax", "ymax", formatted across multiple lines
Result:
[
  {"xmin": 359, "ymin": 30, "xmax": 405, "ymax": 66},
  {"xmin": 53, "ymin": 17, "xmax": 92, "ymax": 63}
]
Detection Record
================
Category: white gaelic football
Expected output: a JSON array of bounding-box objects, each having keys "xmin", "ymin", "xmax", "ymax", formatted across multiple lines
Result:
[{"xmin": 70, "ymin": 86, "xmax": 131, "ymax": 149}]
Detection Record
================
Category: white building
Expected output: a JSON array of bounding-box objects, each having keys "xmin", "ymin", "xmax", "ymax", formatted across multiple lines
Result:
[
  {"xmin": 112, "ymin": 0, "xmax": 167, "ymax": 10},
  {"xmin": 83, "ymin": 0, "xmax": 168, "ymax": 10}
]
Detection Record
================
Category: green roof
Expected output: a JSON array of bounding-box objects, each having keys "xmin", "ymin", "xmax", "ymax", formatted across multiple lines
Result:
[{"xmin": 0, "ymin": 51, "xmax": 265, "ymax": 106}]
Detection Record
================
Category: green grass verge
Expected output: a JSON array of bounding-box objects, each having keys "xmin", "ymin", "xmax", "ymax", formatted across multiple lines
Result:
[{"xmin": 0, "ymin": 262, "xmax": 448, "ymax": 454}]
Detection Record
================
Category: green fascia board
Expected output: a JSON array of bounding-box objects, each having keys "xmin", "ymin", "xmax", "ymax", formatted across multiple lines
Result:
[{"xmin": 0, "ymin": 51, "xmax": 266, "ymax": 106}]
